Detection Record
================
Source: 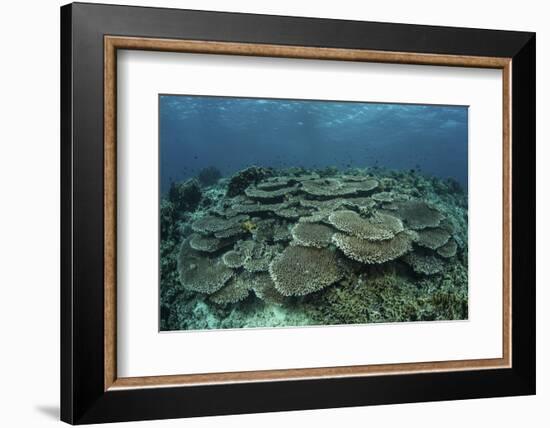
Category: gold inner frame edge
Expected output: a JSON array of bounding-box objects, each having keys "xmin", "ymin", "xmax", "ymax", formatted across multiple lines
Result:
[{"xmin": 104, "ymin": 36, "xmax": 512, "ymax": 391}]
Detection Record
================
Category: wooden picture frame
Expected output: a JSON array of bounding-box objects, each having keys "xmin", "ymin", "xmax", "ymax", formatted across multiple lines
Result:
[{"xmin": 61, "ymin": 2, "xmax": 535, "ymax": 424}]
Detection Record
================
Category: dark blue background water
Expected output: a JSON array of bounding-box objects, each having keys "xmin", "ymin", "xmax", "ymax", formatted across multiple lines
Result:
[{"xmin": 159, "ymin": 95, "xmax": 468, "ymax": 194}]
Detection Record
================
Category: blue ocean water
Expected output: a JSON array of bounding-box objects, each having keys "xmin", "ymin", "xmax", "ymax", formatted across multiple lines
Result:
[{"xmin": 159, "ymin": 95, "xmax": 468, "ymax": 194}]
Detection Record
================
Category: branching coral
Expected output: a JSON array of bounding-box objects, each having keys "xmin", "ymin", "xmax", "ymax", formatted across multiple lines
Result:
[
  {"xmin": 314, "ymin": 268, "xmax": 467, "ymax": 325},
  {"xmin": 402, "ymin": 251, "xmax": 445, "ymax": 275}
]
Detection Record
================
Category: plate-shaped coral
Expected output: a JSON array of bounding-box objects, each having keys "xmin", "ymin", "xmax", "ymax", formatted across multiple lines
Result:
[
  {"xmin": 177, "ymin": 240, "xmax": 234, "ymax": 294},
  {"xmin": 332, "ymin": 231, "xmax": 414, "ymax": 264},
  {"xmin": 269, "ymin": 246, "xmax": 344, "ymax": 296},
  {"xmin": 328, "ymin": 210, "xmax": 403, "ymax": 241},
  {"xmin": 290, "ymin": 222, "xmax": 335, "ymax": 248},
  {"xmin": 161, "ymin": 166, "xmax": 468, "ymax": 330},
  {"xmin": 395, "ymin": 200, "xmax": 444, "ymax": 230}
]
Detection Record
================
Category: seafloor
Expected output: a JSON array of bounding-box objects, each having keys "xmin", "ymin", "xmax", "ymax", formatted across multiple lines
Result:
[{"xmin": 160, "ymin": 166, "xmax": 468, "ymax": 331}]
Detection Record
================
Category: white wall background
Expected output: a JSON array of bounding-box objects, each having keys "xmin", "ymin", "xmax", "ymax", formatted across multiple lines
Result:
[{"xmin": 0, "ymin": 0, "xmax": 546, "ymax": 426}]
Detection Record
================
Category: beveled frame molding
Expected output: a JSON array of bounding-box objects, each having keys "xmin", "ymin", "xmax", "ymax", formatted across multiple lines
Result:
[
  {"xmin": 103, "ymin": 35, "xmax": 512, "ymax": 392},
  {"xmin": 62, "ymin": 3, "xmax": 536, "ymax": 424}
]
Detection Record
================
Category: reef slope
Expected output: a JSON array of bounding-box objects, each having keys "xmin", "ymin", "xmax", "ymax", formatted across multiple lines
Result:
[{"xmin": 160, "ymin": 166, "xmax": 468, "ymax": 331}]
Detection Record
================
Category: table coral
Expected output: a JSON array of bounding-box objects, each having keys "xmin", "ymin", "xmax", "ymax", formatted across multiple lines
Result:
[
  {"xmin": 161, "ymin": 166, "xmax": 468, "ymax": 330},
  {"xmin": 269, "ymin": 246, "xmax": 344, "ymax": 296}
]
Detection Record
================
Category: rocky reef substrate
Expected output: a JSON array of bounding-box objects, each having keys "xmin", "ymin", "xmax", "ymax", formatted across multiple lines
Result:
[{"xmin": 160, "ymin": 166, "xmax": 468, "ymax": 331}]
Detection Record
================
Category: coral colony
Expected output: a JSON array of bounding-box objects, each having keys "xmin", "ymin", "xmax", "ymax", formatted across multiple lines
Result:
[{"xmin": 160, "ymin": 165, "xmax": 468, "ymax": 330}]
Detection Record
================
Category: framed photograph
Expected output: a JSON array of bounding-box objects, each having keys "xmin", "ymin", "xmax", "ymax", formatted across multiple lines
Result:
[{"xmin": 60, "ymin": 2, "xmax": 535, "ymax": 424}]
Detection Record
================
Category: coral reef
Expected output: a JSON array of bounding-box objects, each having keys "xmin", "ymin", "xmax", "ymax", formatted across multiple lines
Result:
[
  {"xmin": 177, "ymin": 240, "xmax": 234, "ymax": 294},
  {"xmin": 313, "ymin": 262, "xmax": 467, "ymax": 324},
  {"xmin": 222, "ymin": 250, "xmax": 246, "ymax": 268},
  {"xmin": 437, "ymin": 239, "xmax": 458, "ymax": 258},
  {"xmin": 403, "ymin": 251, "xmax": 445, "ymax": 275},
  {"xmin": 197, "ymin": 166, "xmax": 222, "ymax": 187},
  {"xmin": 189, "ymin": 233, "xmax": 231, "ymax": 252},
  {"xmin": 290, "ymin": 222, "xmax": 334, "ymax": 248},
  {"xmin": 251, "ymin": 273, "xmax": 286, "ymax": 305},
  {"xmin": 415, "ymin": 227, "xmax": 451, "ymax": 250},
  {"xmin": 210, "ymin": 273, "xmax": 254, "ymax": 305},
  {"xmin": 328, "ymin": 210, "xmax": 403, "ymax": 241},
  {"xmin": 168, "ymin": 178, "xmax": 202, "ymax": 213},
  {"xmin": 269, "ymin": 246, "xmax": 344, "ymax": 296},
  {"xmin": 161, "ymin": 166, "xmax": 468, "ymax": 330},
  {"xmin": 226, "ymin": 166, "xmax": 273, "ymax": 197},
  {"xmin": 395, "ymin": 200, "xmax": 444, "ymax": 229},
  {"xmin": 332, "ymin": 231, "xmax": 414, "ymax": 264}
]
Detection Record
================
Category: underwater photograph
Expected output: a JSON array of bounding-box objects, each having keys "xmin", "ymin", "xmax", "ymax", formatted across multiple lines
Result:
[{"xmin": 159, "ymin": 94, "xmax": 468, "ymax": 331}]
